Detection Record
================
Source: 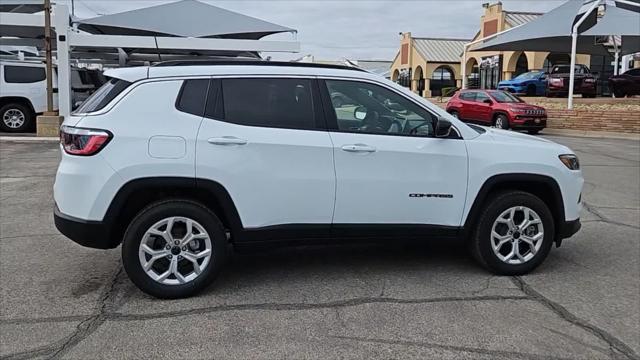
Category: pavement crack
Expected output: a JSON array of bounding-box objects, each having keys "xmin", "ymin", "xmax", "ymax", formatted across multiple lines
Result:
[
  {"xmin": 511, "ymin": 276, "xmax": 639, "ymax": 360},
  {"xmin": 583, "ymin": 202, "xmax": 640, "ymax": 230},
  {"xmin": 108, "ymin": 294, "xmax": 530, "ymax": 322},
  {"xmin": 330, "ymin": 335, "xmax": 577, "ymax": 360}
]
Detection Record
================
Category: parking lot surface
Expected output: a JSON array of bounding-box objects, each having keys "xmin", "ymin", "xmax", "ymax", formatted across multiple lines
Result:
[{"xmin": 1, "ymin": 135, "xmax": 638, "ymax": 360}]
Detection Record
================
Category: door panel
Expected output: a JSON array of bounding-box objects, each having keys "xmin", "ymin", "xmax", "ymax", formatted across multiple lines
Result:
[
  {"xmin": 321, "ymin": 79, "xmax": 468, "ymax": 227},
  {"xmin": 330, "ymin": 133, "xmax": 468, "ymax": 226},
  {"xmin": 473, "ymin": 92, "xmax": 493, "ymax": 123},
  {"xmin": 196, "ymin": 77, "xmax": 335, "ymax": 229}
]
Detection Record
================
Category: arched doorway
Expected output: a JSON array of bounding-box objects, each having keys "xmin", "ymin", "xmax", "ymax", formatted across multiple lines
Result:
[
  {"xmin": 465, "ymin": 57, "xmax": 480, "ymax": 89},
  {"xmin": 514, "ymin": 53, "xmax": 528, "ymax": 77},
  {"xmin": 543, "ymin": 53, "xmax": 571, "ymax": 73},
  {"xmin": 392, "ymin": 69, "xmax": 400, "ymax": 82},
  {"xmin": 430, "ymin": 66, "xmax": 455, "ymax": 97},
  {"xmin": 414, "ymin": 66, "xmax": 425, "ymax": 97}
]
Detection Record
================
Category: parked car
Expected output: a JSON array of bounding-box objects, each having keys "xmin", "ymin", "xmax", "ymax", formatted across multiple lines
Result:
[
  {"xmin": 608, "ymin": 68, "xmax": 640, "ymax": 98},
  {"xmin": 54, "ymin": 61, "xmax": 583, "ymax": 299},
  {"xmin": 547, "ymin": 64, "xmax": 597, "ymax": 98},
  {"xmin": 497, "ymin": 71, "xmax": 548, "ymax": 96},
  {"xmin": 446, "ymin": 89, "xmax": 547, "ymax": 135},
  {"xmin": 0, "ymin": 60, "xmax": 103, "ymax": 132}
]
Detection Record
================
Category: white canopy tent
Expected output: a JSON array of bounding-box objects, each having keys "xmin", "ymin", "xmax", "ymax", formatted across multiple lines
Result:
[
  {"xmin": 0, "ymin": 1, "xmax": 300, "ymax": 118},
  {"xmin": 467, "ymin": 0, "xmax": 640, "ymax": 109}
]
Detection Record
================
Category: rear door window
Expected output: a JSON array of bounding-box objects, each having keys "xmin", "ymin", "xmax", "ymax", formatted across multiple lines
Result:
[
  {"xmin": 217, "ymin": 78, "xmax": 318, "ymax": 130},
  {"xmin": 4, "ymin": 65, "xmax": 46, "ymax": 83},
  {"xmin": 74, "ymin": 78, "xmax": 132, "ymax": 113}
]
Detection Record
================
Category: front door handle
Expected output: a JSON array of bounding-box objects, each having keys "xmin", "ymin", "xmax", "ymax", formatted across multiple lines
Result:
[
  {"xmin": 207, "ymin": 136, "xmax": 248, "ymax": 146},
  {"xmin": 341, "ymin": 144, "xmax": 376, "ymax": 153}
]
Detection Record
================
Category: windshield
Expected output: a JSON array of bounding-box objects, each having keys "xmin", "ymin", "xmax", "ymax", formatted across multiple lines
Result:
[
  {"xmin": 74, "ymin": 78, "xmax": 131, "ymax": 114},
  {"xmin": 488, "ymin": 91, "xmax": 523, "ymax": 103},
  {"xmin": 514, "ymin": 71, "xmax": 542, "ymax": 80}
]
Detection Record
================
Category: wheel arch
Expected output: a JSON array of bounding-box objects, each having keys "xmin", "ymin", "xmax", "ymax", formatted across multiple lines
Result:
[
  {"xmin": 463, "ymin": 173, "xmax": 565, "ymax": 244},
  {"xmin": 0, "ymin": 96, "xmax": 35, "ymax": 114},
  {"xmin": 103, "ymin": 177, "xmax": 243, "ymax": 248}
]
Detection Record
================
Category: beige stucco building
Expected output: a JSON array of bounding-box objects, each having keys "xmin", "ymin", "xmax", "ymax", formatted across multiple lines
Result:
[{"xmin": 390, "ymin": 2, "xmax": 593, "ymax": 97}]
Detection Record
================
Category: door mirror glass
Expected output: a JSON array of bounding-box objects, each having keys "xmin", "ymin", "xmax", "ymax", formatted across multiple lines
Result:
[
  {"xmin": 354, "ymin": 106, "xmax": 368, "ymax": 120},
  {"xmin": 435, "ymin": 117, "xmax": 452, "ymax": 138}
]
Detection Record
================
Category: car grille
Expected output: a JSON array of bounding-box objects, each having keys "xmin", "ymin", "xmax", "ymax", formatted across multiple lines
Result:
[{"xmin": 524, "ymin": 109, "xmax": 545, "ymax": 116}]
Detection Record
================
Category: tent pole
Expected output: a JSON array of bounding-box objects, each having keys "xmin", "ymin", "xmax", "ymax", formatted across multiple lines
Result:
[{"xmin": 568, "ymin": 0, "xmax": 602, "ymax": 110}]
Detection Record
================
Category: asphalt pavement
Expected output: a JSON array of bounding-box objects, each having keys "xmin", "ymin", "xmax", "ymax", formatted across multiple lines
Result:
[{"xmin": 0, "ymin": 135, "xmax": 638, "ymax": 359}]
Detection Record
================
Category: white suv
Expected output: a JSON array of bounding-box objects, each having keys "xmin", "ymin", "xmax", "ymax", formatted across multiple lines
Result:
[{"xmin": 54, "ymin": 61, "xmax": 583, "ymax": 299}]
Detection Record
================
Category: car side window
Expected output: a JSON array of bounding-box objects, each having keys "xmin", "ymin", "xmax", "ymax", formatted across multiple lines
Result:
[
  {"xmin": 627, "ymin": 69, "xmax": 640, "ymax": 76},
  {"xmin": 4, "ymin": 65, "xmax": 46, "ymax": 83},
  {"xmin": 324, "ymin": 79, "xmax": 436, "ymax": 137},
  {"xmin": 474, "ymin": 92, "xmax": 490, "ymax": 103},
  {"xmin": 217, "ymin": 78, "xmax": 317, "ymax": 130},
  {"xmin": 175, "ymin": 79, "xmax": 209, "ymax": 117},
  {"xmin": 460, "ymin": 92, "xmax": 475, "ymax": 101}
]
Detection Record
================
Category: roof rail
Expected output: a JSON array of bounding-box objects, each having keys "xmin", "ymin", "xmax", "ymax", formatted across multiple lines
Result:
[{"xmin": 152, "ymin": 59, "xmax": 367, "ymax": 72}]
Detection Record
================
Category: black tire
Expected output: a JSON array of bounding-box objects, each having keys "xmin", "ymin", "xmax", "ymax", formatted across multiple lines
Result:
[
  {"xmin": 494, "ymin": 114, "xmax": 509, "ymax": 130},
  {"xmin": 0, "ymin": 103, "xmax": 34, "ymax": 133},
  {"xmin": 582, "ymin": 93, "xmax": 596, "ymax": 99},
  {"xmin": 449, "ymin": 110, "xmax": 460, "ymax": 119},
  {"xmin": 613, "ymin": 90, "xmax": 625, "ymax": 98},
  {"xmin": 469, "ymin": 191, "xmax": 555, "ymax": 275},
  {"xmin": 526, "ymin": 84, "xmax": 536, "ymax": 96},
  {"xmin": 527, "ymin": 129, "xmax": 541, "ymax": 135},
  {"xmin": 122, "ymin": 199, "xmax": 228, "ymax": 299}
]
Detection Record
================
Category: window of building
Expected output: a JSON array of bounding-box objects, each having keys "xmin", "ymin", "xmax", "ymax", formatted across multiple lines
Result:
[
  {"xmin": 176, "ymin": 79, "xmax": 209, "ymax": 117},
  {"xmin": 324, "ymin": 79, "xmax": 436, "ymax": 137},
  {"xmin": 4, "ymin": 65, "xmax": 46, "ymax": 83},
  {"xmin": 220, "ymin": 78, "xmax": 316, "ymax": 130}
]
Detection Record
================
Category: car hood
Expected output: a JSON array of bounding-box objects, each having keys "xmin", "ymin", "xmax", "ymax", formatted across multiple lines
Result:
[{"xmin": 483, "ymin": 128, "xmax": 572, "ymax": 155}]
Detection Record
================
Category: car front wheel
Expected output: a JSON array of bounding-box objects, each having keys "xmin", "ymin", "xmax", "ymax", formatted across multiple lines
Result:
[
  {"xmin": 494, "ymin": 114, "xmax": 509, "ymax": 130},
  {"xmin": 470, "ymin": 191, "xmax": 554, "ymax": 275},
  {"xmin": 122, "ymin": 200, "xmax": 228, "ymax": 299}
]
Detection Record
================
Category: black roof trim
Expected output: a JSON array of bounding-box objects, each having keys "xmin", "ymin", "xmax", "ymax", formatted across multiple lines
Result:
[{"xmin": 152, "ymin": 59, "xmax": 367, "ymax": 72}]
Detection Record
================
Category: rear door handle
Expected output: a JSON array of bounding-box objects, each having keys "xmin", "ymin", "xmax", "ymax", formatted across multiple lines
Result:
[
  {"xmin": 207, "ymin": 136, "xmax": 247, "ymax": 146},
  {"xmin": 341, "ymin": 144, "xmax": 376, "ymax": 153}
]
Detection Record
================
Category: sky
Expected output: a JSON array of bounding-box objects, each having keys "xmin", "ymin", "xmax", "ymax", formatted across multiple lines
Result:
[{"xmin": 59, "ymin": 0, "xmax": 566, "ymax": 61}]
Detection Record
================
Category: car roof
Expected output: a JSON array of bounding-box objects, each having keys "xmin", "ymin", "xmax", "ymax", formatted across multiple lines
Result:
[{"xmin": 103, "ymin": 61, "xmax": 371, "ymax": 83}]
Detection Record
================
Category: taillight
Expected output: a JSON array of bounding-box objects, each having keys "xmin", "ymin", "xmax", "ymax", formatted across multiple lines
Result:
[{"xmin": 60, "ymin": 125, "xmax": 112, "ymax": 156}]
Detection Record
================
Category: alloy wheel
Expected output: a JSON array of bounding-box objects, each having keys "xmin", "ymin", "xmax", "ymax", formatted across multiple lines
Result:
[
  {"xmin": 138, "ymin": 216, "xmax": 212, "ymax": 285},
  {"xmin": 2, "ymin": 109, "xmax": 25, "ymax": 129},
  {"xmin": 490, "ymin": 206, "xmax": 544, "ymax": 265}
]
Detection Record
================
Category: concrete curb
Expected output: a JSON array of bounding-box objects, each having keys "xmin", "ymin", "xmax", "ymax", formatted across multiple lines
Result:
[
  {"xmin": 0, "ymin": 136, "xmax": 59, "ymax": 142},
  {"xmin": 541, "ymin": 128, "xmax": 640, "ymax": 141}
]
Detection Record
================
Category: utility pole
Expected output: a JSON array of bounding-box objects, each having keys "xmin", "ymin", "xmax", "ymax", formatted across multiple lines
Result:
[{"xmin": 44, "ymin": 0, "xmax": 54, "ymax": 114}]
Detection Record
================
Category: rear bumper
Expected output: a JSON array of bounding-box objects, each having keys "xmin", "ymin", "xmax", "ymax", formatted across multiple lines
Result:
[{"xmin": 54, "ymin": 205, "xmax": 115, "ymax": 249}]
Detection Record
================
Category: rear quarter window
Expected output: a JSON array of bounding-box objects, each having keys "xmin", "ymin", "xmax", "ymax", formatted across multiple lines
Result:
[
  {"xmin": 175, "ymin": 79, "xmax": 209, "ymax": 117},
  {"xmin": 4, "ymin": 65, "xmax": 46, "ymax": 83},
  {"xmin": 74, "ymin": 78, "xmax": 132, "ymax": 114}
]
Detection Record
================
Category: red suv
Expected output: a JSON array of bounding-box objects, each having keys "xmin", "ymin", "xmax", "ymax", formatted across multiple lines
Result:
[{"xmin": 446, "ymin": 90, "xmax": 547, "ymax": 135}]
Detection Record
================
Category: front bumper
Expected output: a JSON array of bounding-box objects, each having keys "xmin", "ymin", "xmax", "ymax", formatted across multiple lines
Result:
[
  {"xmin": 511, "ymin": 117, "xmax": 547, "ymax": 129},
  {"xmin": 54, "ymin": 206, "xmax": 115, "ymax": 249},
  {"xmin": 556, "ymin": 219, "xmax": 581, "ymax": 247}
]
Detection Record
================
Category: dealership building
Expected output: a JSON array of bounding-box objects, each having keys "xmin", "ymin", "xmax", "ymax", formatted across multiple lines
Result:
[{"xmin": 390, "ymin": 2, "xmax": 613, "ymax": 97}]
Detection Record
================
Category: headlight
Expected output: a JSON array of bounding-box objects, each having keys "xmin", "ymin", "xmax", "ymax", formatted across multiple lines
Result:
[
  {"xmin": 509, "ymin": 107, "xmax": 526, "ymax": 113},
  {"xmin": 559, "ymin": 154, "xmax": 580, "ymax": 170}
]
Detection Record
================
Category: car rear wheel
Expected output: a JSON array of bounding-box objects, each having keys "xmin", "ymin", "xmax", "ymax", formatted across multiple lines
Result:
[
  {"xmin": 494, "ymin": 114, "xmax": 509, "ymax": 130},
  {"xmin": 449, "ymin": 110, "xmax": 459, "ymax": 119},
  {"xmin": 122, "ymin": 199, "xmax": 228, "ymax": 299},
  {"xmin": 469, "ymin": 191, "xmax": 554, "ymax": 275},
  {"xmin": 613, "ymin": 89, "xmax": 626, "ymax": 98},
  {"xmin": 0, "ymin": 103, "xmax": 33, "ymax": 133},
  {"xmin": 527, "ymin": 129, "xmax": 541, "ymax": 135}
]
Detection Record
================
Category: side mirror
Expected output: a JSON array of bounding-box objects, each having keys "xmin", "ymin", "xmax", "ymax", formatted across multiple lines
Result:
[
  {"xmin": 354, "ymin": 106, "xmax": 367, "ymax": 120},
  {"xmin": 483, "ymin": 99, "xmax": 493, "ymax": 105},
  {"xmin": 435, "ymin": 117, "xmax": 453, "ymax": 138}
]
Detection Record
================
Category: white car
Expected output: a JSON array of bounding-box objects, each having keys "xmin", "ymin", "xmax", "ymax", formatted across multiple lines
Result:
[
  {"xmin": 0, "ymin": 60, "xmax": 101, "ymax": 132},
  {"xmin": 53, "ymin": 61, "xmax": 583, "ymax": 299}
]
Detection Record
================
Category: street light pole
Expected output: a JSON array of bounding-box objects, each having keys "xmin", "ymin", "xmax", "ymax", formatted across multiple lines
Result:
[{"xmin": 44, "ymin": 0, "xmax": 54, "ymax": 114}]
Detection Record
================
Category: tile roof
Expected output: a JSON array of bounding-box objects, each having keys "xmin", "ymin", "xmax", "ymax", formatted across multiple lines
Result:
[
  {"xmin": 504, "ymin": 11, "xmax": 543, "ymax": 28},
  {"xmin": 412, "ymin": 38, "xmax": 471, "ymax": 62}
]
